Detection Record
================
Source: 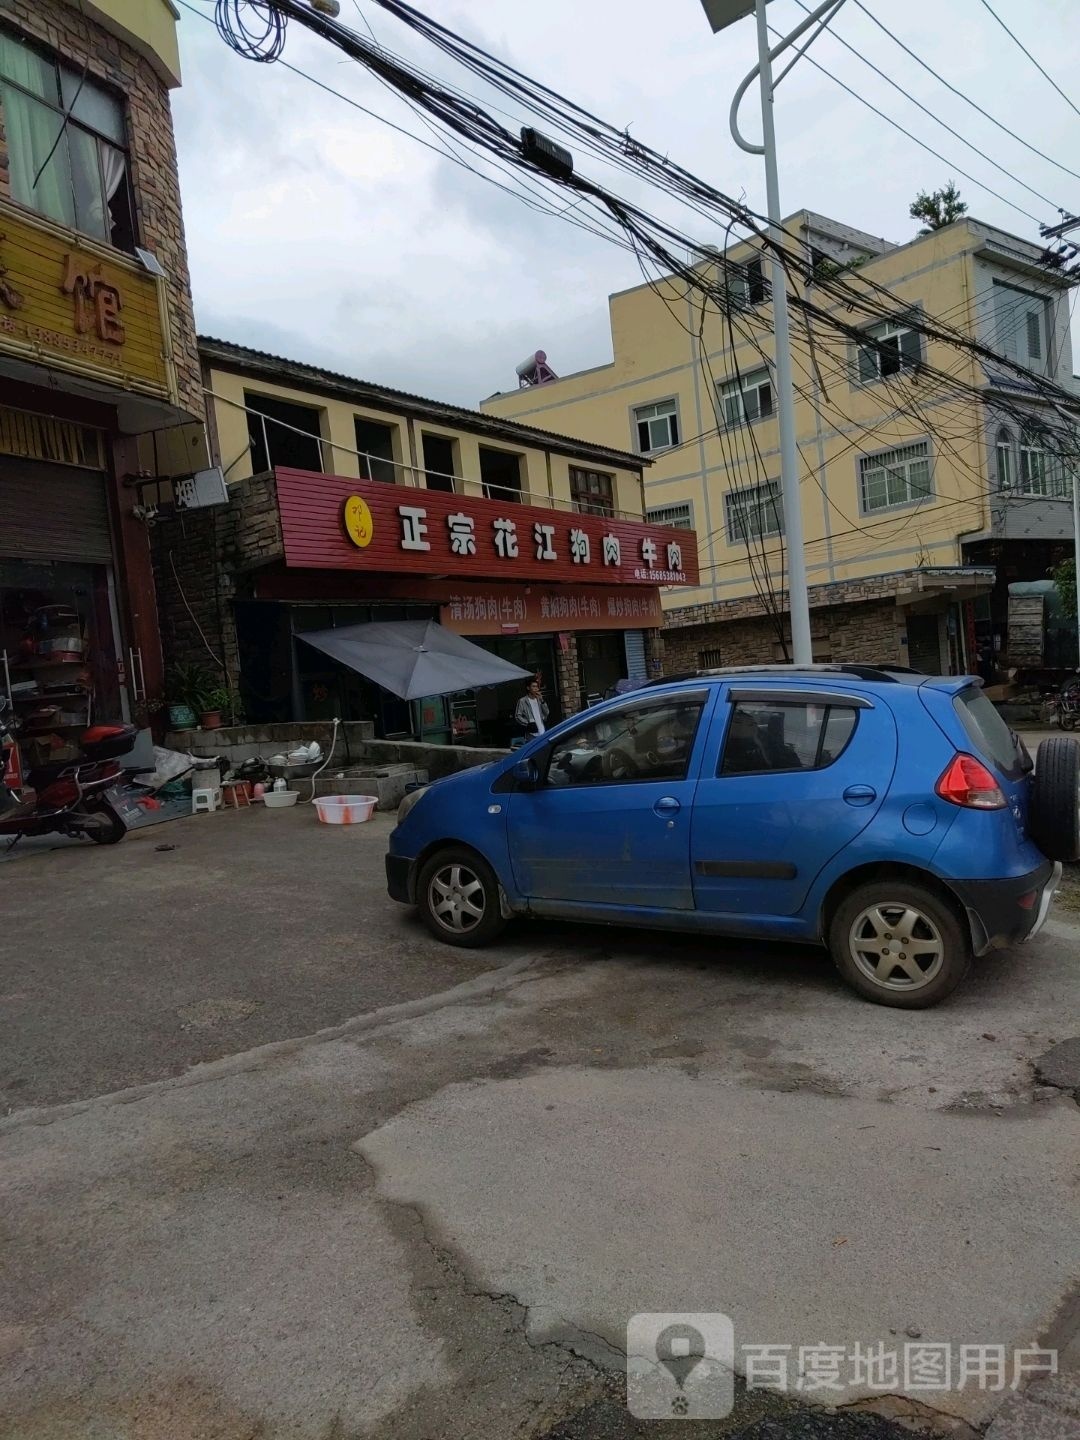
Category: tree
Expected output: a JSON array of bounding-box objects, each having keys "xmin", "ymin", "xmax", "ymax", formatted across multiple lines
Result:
[
  {"xmin": 1052, "ymin": 556, "xmax": 1076, "ymax": 618},
  {"xmin": 909, "ymin": 182, "xmax": 967, "ymax": 236}
]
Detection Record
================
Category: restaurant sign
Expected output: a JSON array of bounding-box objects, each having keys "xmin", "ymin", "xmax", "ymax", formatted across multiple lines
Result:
[
  {"xmin": 0, "ymin": 200, "xmax": 172, "ymax": 398},
  {"xmin": 439, "ymin": 582, "xmax": 663, "ymax": 635},
  {"xmin": 275, "ymin": 469, "xmax": 699, "ymax": 587}
]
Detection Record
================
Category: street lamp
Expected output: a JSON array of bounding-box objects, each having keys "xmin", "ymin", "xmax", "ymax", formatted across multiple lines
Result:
[{"xmin": 700, "ymin": 0, "xmax": 849, "ymax": 665}]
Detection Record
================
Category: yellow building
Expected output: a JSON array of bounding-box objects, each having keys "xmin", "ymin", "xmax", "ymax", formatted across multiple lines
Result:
[
  {"xmin": 153, "ymin": 338, "xmax": 703, "ymax": 740},
  {"xmin": 483, "ymin": 212, "xmax": 1077, "ymax": 675}
]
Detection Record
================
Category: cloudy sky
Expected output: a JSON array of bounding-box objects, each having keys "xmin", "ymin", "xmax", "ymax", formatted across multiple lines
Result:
[{"xmin": 171, "ymin": 0, "xmax": 1080, "ymax": 408}]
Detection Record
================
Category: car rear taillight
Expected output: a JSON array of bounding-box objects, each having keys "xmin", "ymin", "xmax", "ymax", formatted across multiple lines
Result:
[{"xmin": 935, "ymin": 753, "xmax": 1007, "ymax": 810}]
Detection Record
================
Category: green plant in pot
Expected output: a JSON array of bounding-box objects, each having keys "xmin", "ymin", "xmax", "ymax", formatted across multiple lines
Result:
[
  {"xmin": 199, "ymin": 685, "xmax": 232, "ymax": 731},
  {"xmin": 166, "ymin": 663, "xmax": 212, "ymax": 730}
]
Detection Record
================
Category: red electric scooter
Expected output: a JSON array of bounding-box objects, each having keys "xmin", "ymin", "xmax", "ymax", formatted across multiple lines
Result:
[{"xmin": 0, "ymin": 697, "xmax": 137, "ymax": 850}]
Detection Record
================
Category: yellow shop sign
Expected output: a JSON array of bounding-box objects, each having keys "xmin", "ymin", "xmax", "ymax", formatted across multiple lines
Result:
[{"xmin": 0, "ymin": 200, "xmax": 173, "ymax": 400}]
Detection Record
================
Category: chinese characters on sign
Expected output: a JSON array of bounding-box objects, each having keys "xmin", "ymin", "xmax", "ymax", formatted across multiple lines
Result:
[
  {"xmin": 61, "ymin": 253, "xmax": 125, "ymax": 345},
  {"xmin": 275, "ymin": 471, "xmax": 700, "ymax": 586},
  {"xmin": 396, "ymin": 503, "xmax": 690, "ymax": 583},
  {"xmin": 440, "ymin": 585, "xmax": 663, "ymax": 635}
]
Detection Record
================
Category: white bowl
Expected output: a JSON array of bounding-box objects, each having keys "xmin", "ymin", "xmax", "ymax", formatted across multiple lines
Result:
[{"xmin": 263, "ymin": 790, "xmax": 299, "ymax": 809}]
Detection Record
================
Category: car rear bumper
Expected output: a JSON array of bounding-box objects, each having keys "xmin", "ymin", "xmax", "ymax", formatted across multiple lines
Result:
[
  {"xmin": 385, "ymin": 852, "xmax": 413, "ymax": 904},
  {"xmin": 950, "ymin": 858, "xmax": 1060, "ymax": 953}
]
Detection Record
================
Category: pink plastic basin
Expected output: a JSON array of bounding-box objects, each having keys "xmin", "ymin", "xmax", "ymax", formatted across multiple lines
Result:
[{"xmin": 314, "ymin": 794, "xmax": 377, "ymax": 825}]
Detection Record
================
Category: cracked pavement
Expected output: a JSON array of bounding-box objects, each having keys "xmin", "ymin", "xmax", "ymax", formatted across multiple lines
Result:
[{"xmin": 2, "ymin": 806, "xmax": 1079, "ymax": 1438}]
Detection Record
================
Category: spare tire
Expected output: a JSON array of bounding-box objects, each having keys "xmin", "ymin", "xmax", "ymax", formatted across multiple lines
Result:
[{"xmin": 1030, "ymin": 737, "xmax": 1080, "ymax": 862}]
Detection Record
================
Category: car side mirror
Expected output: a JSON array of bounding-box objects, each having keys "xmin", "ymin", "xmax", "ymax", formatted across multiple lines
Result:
[{"xmin": 513, "ymin": 758, "xmax": 540, "ymax": 790}]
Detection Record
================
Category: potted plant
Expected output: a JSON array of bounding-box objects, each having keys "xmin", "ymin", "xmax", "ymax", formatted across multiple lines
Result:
[
  {"xmin": 199, "ymin": 685, "xmax": 231, "ymax": 731},
  {"xmin": 166, "ymin": 664, "xmax": 212, "ymax": 731}
]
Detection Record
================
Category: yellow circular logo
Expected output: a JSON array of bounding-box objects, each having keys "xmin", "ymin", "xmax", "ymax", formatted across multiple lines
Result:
[{"xmin": 343, "ymin": 494, "xmax": 374, "ymax": 548}]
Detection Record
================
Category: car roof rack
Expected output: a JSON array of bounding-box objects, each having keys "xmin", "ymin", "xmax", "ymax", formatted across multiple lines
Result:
[{"xmin": 643, "ymin": 663, "xmax": 924, "ymax": 688}]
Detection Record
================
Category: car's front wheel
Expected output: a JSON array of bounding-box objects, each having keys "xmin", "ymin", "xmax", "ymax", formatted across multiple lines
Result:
[
  {"xmin": 417, "ymin": 847, "xmax": 506, "ymax": 948},
  {"xmin": 828, "ymin": 880, "xmax": 970, "ymax": 1008}
]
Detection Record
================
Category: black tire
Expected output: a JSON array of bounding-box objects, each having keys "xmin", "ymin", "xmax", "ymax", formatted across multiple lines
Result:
[
  {"xmin": 416, "ymin": 846, "xmax": 506, "ymax": 948},
  {"xmin": 1029, "ymin": 737, "xmax": 1080, "ymax": 862},
  {"xmin": 828, "ymin": 880, "xmax": 971, "ymax": 1009},
  {"xmin": 83, "ymin": 800, "xmax": 127, "ymax": 845}
]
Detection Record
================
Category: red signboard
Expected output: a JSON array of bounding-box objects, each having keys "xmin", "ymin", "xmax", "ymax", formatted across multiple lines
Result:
[
  {"xmin": 274, "ymin": 469, "xmax": 699, "ymax": 587},
  {"xmin": 438, "ymin": 582, "xmax": 663, "ymax": 635}
]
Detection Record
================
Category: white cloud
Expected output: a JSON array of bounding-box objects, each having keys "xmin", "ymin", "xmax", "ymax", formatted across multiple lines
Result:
[{"xmin": 172, "ymin": 0, "xmax": 1080, "ymax": 405}]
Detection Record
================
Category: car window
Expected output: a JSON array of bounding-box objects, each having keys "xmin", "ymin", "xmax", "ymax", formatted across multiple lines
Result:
[
  {"xmin": 719, "ymin": 700, "xmax": 858, "ymax": 776},
  {"xmin": 953, "ymin": 687, "xmax": 1023, "ymax": 777},
  {"xmin": 546, "ymin": 698, "xmax": 705, "ymax": 787}
]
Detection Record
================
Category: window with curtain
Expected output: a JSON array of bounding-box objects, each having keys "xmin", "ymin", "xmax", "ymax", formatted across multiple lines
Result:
[
  {"xmin": 0, "ymin": 28, "xmax": 136, "ymax": 250},
  {"xmin": 995, "ymin": 427, "xmax": 1014, "ymax": 490}
]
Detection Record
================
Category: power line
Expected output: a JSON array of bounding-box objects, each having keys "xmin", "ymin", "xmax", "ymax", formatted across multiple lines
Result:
[
  {"xmin": 853, "ymin": 0, "xmax": 1080, "ymax": 186},
  {"xmin": 769, "ymin": 18, "xmax": 1044, "ymax": 227},
  {"xmin": 791, "ymin": 0, "xmax": 1065, "ymax": 215},
  {"xmin": 976, "ymin": 0, "xmax": 1080, "ymax": 124}
]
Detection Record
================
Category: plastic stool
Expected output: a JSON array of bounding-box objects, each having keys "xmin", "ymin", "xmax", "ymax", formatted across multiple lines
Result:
[
  {"xmin": 221, "ymin": 781, "xmax": 251, "ymax": 809},
  {"xmin": 191, "ymin": 787, "xmax": 218, "ymax": 814}
]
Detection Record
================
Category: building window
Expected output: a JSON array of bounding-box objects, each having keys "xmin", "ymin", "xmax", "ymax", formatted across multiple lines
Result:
[
  {"xmin": 354, "ymin": 418, "xmax": 397, "ymax": 483},
  {"xmin": 479, "ymin": 446, "xmax": 522, "ymax": 502},
  {"xmin": 0, "ymin": 28, "xmax": 136, "ymax": 250},
  {"xmin": 699, "ymin": 647, "xmax": 723, "ymax": 668},
  {"xmin": 634, "ymin": 399, "xmax": 680, "ymax": 453},
  {"xmin": 1018, "ymin": 426, "xmax": 1067, "ymax": 498},
  {"xmin": 245, "ymin": 391, "xmax": 325, "ymax": 474},
  {"xmin": 719, "ymin": 367, "xmax": 773, "ymax": 428},
  {"xmin": 992, "ymin": 281, "xmax": 1049, "ymax": 372},
  {"xmin": 995, "ymin": 427, "xmax": 1014, "ymax": 490},
  {"xmin": 570, "ymin": 466, "xmax": 614, "ymax": 517},
  {"xmin": 723, "ymin": 255, "xmax": 769, "ymax": 309},
  {"xmin": 646, "ymin": 501, "xmax": 694, "ymax": 530},
  {"xmin": 858, "ymin": 440, "xmax": 932, "ymax": 512},
  {"xmin": 422, "ymin": 433, "xmax": 457, "ymax": 492},
  {"xmin": 725, "ymin": 479, "xmax": 783, "ymax": 542},
  {"xmin": 856, "ymin": 319, "xmax": 922, "ymax": 383}
]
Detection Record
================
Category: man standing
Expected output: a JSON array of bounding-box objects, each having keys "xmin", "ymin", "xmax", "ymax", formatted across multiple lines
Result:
[{"xmin": 515, "ymin": 678, "xmax": 549, "ymax": 736}]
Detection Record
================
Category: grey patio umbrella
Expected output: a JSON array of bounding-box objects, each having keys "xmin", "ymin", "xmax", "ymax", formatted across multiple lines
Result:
[{"xmin": 298, "ymin": 619, "xmax": 532, "ymax": 701}]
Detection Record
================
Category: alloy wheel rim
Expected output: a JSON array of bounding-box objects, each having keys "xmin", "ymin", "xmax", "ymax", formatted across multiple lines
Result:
[
  {"xmin": 848, "ymin": 902, "xmax": 945, "ymax": 991},
  {"xmin": 429, "ymin": 863, "xmax": 486, "ymax": 933}
]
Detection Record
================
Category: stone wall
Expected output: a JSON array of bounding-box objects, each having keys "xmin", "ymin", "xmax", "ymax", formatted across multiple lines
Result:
[
  {"xmin": 0, "ymin": 0, "xmax": 202, "ymax": 416},
  {"xmin": 555, "ymin": 634, "xmax": 583, "ymax": 717},
  {"xmin": 151, "ymin": 474, "xmax": 283, "ymax": 692},
  {"xmin": 660, "ymin": 599, "xmax": 907, "ymax": 673}
]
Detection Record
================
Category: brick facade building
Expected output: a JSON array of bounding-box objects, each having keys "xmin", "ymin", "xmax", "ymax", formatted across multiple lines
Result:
[{"xmin": 0, "ymin": 0, "xmax": 203, "ymax": 738}]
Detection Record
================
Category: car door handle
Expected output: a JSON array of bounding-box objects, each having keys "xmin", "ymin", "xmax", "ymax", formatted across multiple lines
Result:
[
  {"xmin": 653, "ymin": 796, "xmax": 681, "ymax": 817},
  {"xmin": 843, "ymin": 784, "xmax": 877, "ymax": 807}
]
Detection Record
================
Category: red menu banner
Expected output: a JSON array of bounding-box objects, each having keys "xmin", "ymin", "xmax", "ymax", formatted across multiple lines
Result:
[
  {"xmin": 437, "ymin": 582, "xmax": 663, "ymax": 635},
  {"xmin": 274, "ymin": 469, "xmax": 699, "ymax": 587}
]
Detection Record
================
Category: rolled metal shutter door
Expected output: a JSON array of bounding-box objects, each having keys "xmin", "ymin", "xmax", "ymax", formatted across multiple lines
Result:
[
  {"xmin": 623, "ymin": 628, "xmax": 647, "ymax": 683},
  {"xmin": 0, "ymin": 458, "xmax": 112, "ymax": 564}
]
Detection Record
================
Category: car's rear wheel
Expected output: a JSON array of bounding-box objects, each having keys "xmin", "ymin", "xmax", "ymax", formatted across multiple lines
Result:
[
  {"xmin": 417, "ymin": 847, "xmax": 506, "ymax": 948},
  {"xmin": 1029, "ymin": 736, "xmax": 1080, "ymax": 862},
  {"xmin": 828, "ymin": 881, "xmax": 970, "ymax": 1008}
]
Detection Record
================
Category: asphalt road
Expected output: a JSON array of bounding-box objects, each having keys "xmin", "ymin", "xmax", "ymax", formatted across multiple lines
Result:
[{"xmin": 2, "ymin": 804, "xmax": 1078, "ymax": 1439}]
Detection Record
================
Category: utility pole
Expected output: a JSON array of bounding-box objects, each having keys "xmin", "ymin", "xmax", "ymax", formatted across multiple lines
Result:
[
  {"xmin": 1073, "ymin": 471, "xmax": 1080, "ymax": 666},
  {"xmin": 702, "ymin": 0, "xmax": 847, "ymax": 664}
]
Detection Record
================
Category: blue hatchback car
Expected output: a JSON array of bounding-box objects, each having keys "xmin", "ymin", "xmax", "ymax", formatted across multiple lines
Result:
[{"xmin": 386, "ymin": 666, "xmax": 1076, "ymax": 1007}]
